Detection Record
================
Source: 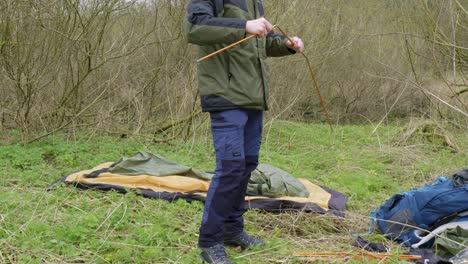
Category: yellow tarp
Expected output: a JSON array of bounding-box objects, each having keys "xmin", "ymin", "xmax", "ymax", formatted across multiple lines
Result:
[{"xmin": 66, "ymin": 163, "xmax": 332, "ymax": 210}]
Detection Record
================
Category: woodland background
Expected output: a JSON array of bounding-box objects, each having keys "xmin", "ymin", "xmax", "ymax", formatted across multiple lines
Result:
[{"xmin": 0, "ymin": 0, "xmax": 467, "ymax": 142}]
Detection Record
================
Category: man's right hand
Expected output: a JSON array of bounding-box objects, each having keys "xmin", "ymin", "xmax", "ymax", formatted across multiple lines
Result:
[{"xmin": 246, "ymin": 18, "xmax": 274, "ymax": 37}]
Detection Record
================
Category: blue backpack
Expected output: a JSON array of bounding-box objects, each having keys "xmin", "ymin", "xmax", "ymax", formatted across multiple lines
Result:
[{"xmin": 376, "ymin": 169, "xmax": 468, "ymax": 247}]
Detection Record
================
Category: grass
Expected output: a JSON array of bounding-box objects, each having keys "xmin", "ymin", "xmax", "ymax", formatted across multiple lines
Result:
[{"xmin": 0, "ymin": 121, "xmax": 467, "ymax": 263}]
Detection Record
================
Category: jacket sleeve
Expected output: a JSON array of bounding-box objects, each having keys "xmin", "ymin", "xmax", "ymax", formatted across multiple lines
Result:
[
  {"xmin": 185, "ymin": 0, "xmax": 247, "ymax": 45},
  {"xmin": 266, "ymin": 33, "xmax": 296, "ymax": 57}
]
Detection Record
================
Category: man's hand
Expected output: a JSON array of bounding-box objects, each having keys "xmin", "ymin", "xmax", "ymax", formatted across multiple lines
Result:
[
  {"xmin": 286, "ymin": 37, "xmax": 305, "ymax": 53},
  {"xmin": 246, "ymin": 18, "xmax": 274, "ymax": 37}
]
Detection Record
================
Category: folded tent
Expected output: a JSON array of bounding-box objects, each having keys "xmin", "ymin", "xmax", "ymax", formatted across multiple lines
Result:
[{"xmin": 50, "ymin": 152, "xmax": 347, "ymax": 216}]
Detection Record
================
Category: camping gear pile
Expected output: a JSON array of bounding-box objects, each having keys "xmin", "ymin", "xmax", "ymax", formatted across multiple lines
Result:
[
  {"xmin": 376, "ymin": 169, "xmax": 468, "ymax": 263},
  {"xmin": 50, "ymin": 153, "xmax": 467, "ymax": 263}
]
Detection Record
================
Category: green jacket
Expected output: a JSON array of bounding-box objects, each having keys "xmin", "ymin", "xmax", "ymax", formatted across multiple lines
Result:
[{"xmin": 185, "ymin": 0, "xmax": 295, "ymax": 112}]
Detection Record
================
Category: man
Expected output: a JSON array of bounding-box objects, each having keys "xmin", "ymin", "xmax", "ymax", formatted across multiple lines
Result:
[{"xmin": 185, "ymin": 1, "xmax": 304, "ymax": 263}]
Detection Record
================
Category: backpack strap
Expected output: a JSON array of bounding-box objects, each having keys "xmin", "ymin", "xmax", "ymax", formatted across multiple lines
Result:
[
  {"xmin": 431, "ymin": 209, "xmax": 468, "ymax": 231},
  {"xmin": 353, "ymin": 210, "xmax": 377, "ymax": 238},
  {"xmin": 368, "ymin": 210, "xmax": 377, "ymax": 234}
]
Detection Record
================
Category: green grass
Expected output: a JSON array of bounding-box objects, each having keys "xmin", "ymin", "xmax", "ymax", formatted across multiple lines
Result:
[{"xmin": 0, "ymin": 121, "xmax": 466, "ymax": 263}]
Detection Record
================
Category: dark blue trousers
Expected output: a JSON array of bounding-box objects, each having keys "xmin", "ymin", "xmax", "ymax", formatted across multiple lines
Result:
[{"xmin": 198, "ymin": 109, "xmax": 263, "ymax": 248}]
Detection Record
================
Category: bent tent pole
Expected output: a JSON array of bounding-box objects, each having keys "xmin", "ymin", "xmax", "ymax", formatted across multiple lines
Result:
[{"xmin": 196, "ymin": 25, "xmax": 334, "ymax": 131}]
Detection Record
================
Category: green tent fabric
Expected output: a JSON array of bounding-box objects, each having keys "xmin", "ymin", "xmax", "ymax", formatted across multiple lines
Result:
[
  {"xmin": 109, "ymin": 152, "xmax": 209, "ymax": 180},
  {"xmin": 433, "ymin": 226, "xmax": 468, "ymax": 258},
  {"xmin": 108, "ymin": 152, "xmax": 309, "ymax": 198},
  {"xmin": 248, "ymin": 164, "xmax": 310, "ymax": 198}
]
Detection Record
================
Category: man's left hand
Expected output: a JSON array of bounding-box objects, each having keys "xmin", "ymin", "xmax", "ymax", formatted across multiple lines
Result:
[{"xmin": 286, "ymin": 37, "xmax": 305, "ymax": 53}]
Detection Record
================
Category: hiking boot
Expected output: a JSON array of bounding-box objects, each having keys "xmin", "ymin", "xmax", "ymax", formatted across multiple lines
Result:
[
  {"xmin": 199, "ymin": 244, "xmax": 234, "ymax": 264},
  {"xmin": 224, "ymin": 231, "xmax": 265, "ymax": 250}
]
